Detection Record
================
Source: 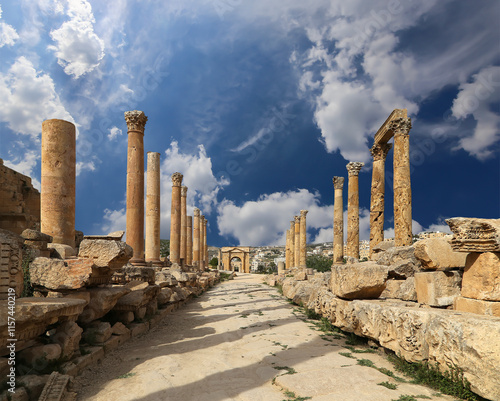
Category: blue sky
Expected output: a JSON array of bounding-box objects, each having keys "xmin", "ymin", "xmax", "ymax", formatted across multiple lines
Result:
[{"xmin": 0, "ymin": 0, "xmax": 499, "ymax": 247}]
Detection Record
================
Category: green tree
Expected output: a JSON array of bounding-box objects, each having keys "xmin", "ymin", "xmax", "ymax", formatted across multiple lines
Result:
[
  {"xmin": 160, "ymin": 239, "xmax": 170, "ymax": 258},
  {"xmin": 209, "ymin": 257, "xmax": 218, "ymax": 267},
  {"xmin": 306, "ymin": 254, "xmax": 333, "ymax": 272}
]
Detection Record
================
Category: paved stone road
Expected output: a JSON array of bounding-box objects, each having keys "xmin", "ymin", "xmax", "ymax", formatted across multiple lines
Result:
[{"xmin": 75, "ymin": 274, "xmax": 456, "ymax": 401}]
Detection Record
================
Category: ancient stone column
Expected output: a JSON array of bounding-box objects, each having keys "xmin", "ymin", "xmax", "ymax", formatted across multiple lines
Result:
[
  {"xmin": 41, "ymin": 119, "xmax": 76, "ymax": 247},
  {"xmin": 289, "ymin": 220, "xmax": 295, "ymax": 268},
  {"xmin": 125, "ymin": 111, "xmax": 147, "ymax": 265},
  {"xmin": 169, "ymin": 172, "xmax": 183, "ymax": 265},
  {"xmin": 186, "ymin": 216, "xmax": 193, "ymax": 267},
  {"xmin": 200, "ymin": 215, "xmax": 206, "ymax": 270},
  {"xmin": 193, "ymin": 208, "xmax": 200, "ymax": 269},
  {"xmin": 346, "ymin": 162, "xmax": 364, "ymax": 259},
  {"xmin": 299, "ymin": 210, "xmax": 308, "ymax": 268},
  {"xmin": 145, "ymin": 152, "xmax": 161, "ymax": 265},
  {"xmin": 205, "ymin": 219, "xmax": 209, "ymax": 268},
  {"xmin": 180, "ymin": 186, "xmax": 188, "ymax": 267},
  {"xmin": 333, "ymin": 177, "xmax": 345, "ymax": 263},
  {"xmin": 294, "ymin": 216, "xmax": 300, "ymax": 268},
  {"xmin": 392, "ymin": 118, "xmax": 412, "ymax": 246},
  {"xmin": 369, "ymin": 143, "xmax": 392, "ymax": 256},
  {"xmin": 285, "ymin": 229, "xmax": 290, "ymax": 270}
]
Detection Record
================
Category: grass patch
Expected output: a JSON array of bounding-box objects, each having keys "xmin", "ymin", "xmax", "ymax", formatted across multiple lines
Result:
[
  {"xmin": 392, "ymin": 396, "xmax": 418, "ymax": 401},
  {"xmin": 357, "ymin": 358, "xmax": 375, "ymax": 368},
  {"xmin": 387, "ymin": 354, "xmax": 487, "ymax": 401},
  {"xmin": 378, "ymin": 367, "xmax": 406, "ymax": 382},
  {"xmin": 282, "ymin": 390, "xmax": 312, "ymax": 401},
  {"xmin": 345, "ymin": 332, "xmax": 368, "ymax": 346},
  {"xmin": 344, "ymin": 345, "xmax": 376, "ymax": 354},
  {"xmin": 339, "ymin": 352, "xmax": 355, "ymax": 359},
  {"xmin": 116, "ymin": 372, "xmax": 136, "ymax": 379},
  {"xmin": 272, "ymin": 341, "xmax": 288, "ymax": 350},
  {"xmin": 378, "ymin": 381, "xmax": 398, "ymax": 390},
  {"xmin": 273, "ymin": 366, "xmax": 297, "ymax": 375},
  {"xmin": 239, "ymin": 314, "xmax": 249, "ymax": 318}
]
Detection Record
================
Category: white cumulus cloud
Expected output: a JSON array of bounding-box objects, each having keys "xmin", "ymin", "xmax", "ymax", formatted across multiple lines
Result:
[
  {"xmin": 0, "ymin": 5, "xmax": 19, "ymax": 47},
  {"xmin": 107, "ymin": 126, "xmax": 122, "ymax": 140},
  {"xmin": 48, "ymin": 0, "xmax": 105, "ymax": 78}
]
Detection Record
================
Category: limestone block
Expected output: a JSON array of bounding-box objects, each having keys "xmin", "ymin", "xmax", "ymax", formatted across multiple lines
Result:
[
  {"xmin": 134, "ymin": 307, "xmax": 147, "ymax": 320},
  {"xmin": 169, "ymin": 291, "xmax": 182, "ymax": 303},
  {"xmin": 126, "ymin": 280, "xmax": 149, "ymax": 291},
  {"xmin": 462, "ymin": 252, "xmax": 500, "ymax": 301},
  {"xmin": 18, "ymin": 343, "xmax": 62, "ymax": 367},
  {"xmin": 111, "ymin": 322, "xmax": 130, "ymax": 336},
  {"xmin": 78, "ymin": 239, "xmax": 132, "ymax": 270},
  {"xmin": 155, "ymin": 271, "xmax": 178, "ymax": 286},
  {"xmin": 38, "ymin": 371, "xmax": 72, "ymax": 401},
  {"xmin": 113, "ymin": 264, "xmax": 155, "ymax": 284},
  {"xmin": 83, "ymin": 230, "xmax": 125, "ymax": 241},
  {"xmin": 414, "ymin": 238, "xmax": 467, "ymax": 270},
  {"xmin": 158, "ymin": 287, "xmax": 173, "ymax": 305},
  {"xmin": 447, "ymin": 217, "xmax": 500, "ymax": 252},
  {"xmin": 380, "ymin": 277, "xmax": 417, "ymax": 301},
  {"xmin": 171, "ymin": 270, "xmax": 189, "ymax": 282},
  {"xmin": 113, "ymin": 284, "xmax": 160, "ymax": 311},
  {"xmin": 83, "ymin": 321, "xmax": 112, "ymax": 344},
  {"xmin": 387, "ymin": 259, "xmax": 421, "ymax": 279},
  {"xmin": 78, "ymin": 286, "xmax": 130, "ymax": 325},
  {"xmin": 330, "ymin": 262, "xmax": 388, "ymax": 299},
  {"xmin": 0, "ymin": 298, "xmax": 86, "ymax": 356},
  {"xmin": 17, "ymin": 374, "xmax": 50, "ymax": 401},
  {"xmin": 0, "ymin": 228, "xmax": 23, "ymax": 299},
  {"xmin": 295, "ymin": 270, "xmax": 307, "ymax": 281},
  {"xmin": 20, "ymin": 229, "xmax": 52, "ymax": 242},
  {"xmin": 112, "ymin": 310, "xmax": 134, "ymax": 325},
  {"xmin": 30, "ymin": 257, "xmax": 94, "ymax": 290},
  {"xmin": 377, "ymin": 246, "xmax": 421, "ymax": 268},
  {"xmin": 52, "ymin": 321, "xmax": 82, "ymax": 359},
  {"xmin": 414, "ymin": 271, "xmax": 461, "ymax": 306},
  {"xmin": 454, "ymin": 296, "xmax": 500, "ymax": 317},
  {"xmin": 372, "ymin": 240, "xmax": 394, "ymax": 253},
  {"xmin": 47, "ymin": 243, "xmax": 76, "ymax": 259}
]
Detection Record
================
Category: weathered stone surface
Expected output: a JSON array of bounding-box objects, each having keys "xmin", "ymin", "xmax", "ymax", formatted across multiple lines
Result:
[
  {"xmin": 111, "ymin": 322, "xmax": 130, "ymax": 336},
  {"xmin": 158, "ymin": 287, "xmax": 173, "ymax": 305},
  {"xmin": 380, "ymin": 278, "xmax": 417, "ymax": 301},
  {"xmin": 0, "ymin": 298, "xmax": 86, "ymax": 356},
  {"xmin": 462, "ymin": 252, "xmax": 500, "ymax": 301},
  {"xmin": 330, "ymin": 262, "xmax": 389, "ymax": 299},
  {"xmin": 112, "ymin": 264, "xmax": 155, "ymax": 284},
  {"xmin": 17, "ymin": 374, "xmax": 50, "ymax": 400},
  {"xmin": 113, "ymin": 284, "xmax": 160, "ymax": 311},
  {"xmin": 155, "ymin": 271, "xmax": 178, "ymax": 286},
  {"xmin": 78, "ymin": 286, "xmax": 130, "ymax": 325},
  {"xmin": 38, "ymin": 371, "xmax": 72, "ymax": 401},
  {"xmin": 414, "ymin": 271, "xmax": 461, "ymax": 306},
  {"xmin": 83, "ymin": 230, "xmax": 125, "ymax": 241},
  {"xmin": 47, "ymin": 243, "xmax": 76, "ymax": 259},
  {"xmin": 112, "ymin": 310, "xmax": 134, "ymax": 325},
  {"xmin": 370, "ymin": 240, "xmax": 394, "ymax": 259},
  {"xmin": 454, "ymin": 296, "xmax": 500, "ymax": 317},
  {"xmin": 30, "ymin": 257, "xmax": 94, "ymax": 290},
  {"xmin": 20, "ymin": 229, "xmax": 52, "ymax": 242},
  {"xmin": 52, "ymin": 321, "xmax": 82, "ymax": 359},
  {"xmin": 78, "ymin": 239, "xmax": 132, "ymax": 270},
  {"xmin": 75, "ymin": 230, "xmax": 84, "ymax": 248},
  {"xmin": 0, "ymin": 228, "xmax": 23, "ymax": 299},
  {"xmin": 18, "ymin": 343, "xmax": 62, "ymax": 366},
  {"xmin": 83, "ymin": 321, "xmax": 112, "ymax": 344},
  {"xmin": 171, "ymin": 270, "xmax": 189, "ymax": 282},
  {"xmin": 377, "ymin": 245, "xmax": 419, "ymax": 266},
  {"xmin": 447, "ymin": 217, "xmax": 500, "ymax": 252},
  {"xmin": 414, "ymin": 238, "xmax": 467, "ymax": 270}
]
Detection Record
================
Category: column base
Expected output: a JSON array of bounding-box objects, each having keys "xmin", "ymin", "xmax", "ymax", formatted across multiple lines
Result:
[{"xmin": 130, "ymin": 257, "xmax": 147, "ymax": 266}]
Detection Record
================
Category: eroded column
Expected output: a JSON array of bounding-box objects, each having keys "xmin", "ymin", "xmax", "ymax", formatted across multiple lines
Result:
[
  {"xmin": 333, "ymin": 177, "xmax": 344, "ymax": 263},
  {"xmin": 125, "ymin": 110, "xmax": 147, "ymax": 265},
  {"xmin": 346, "ymin": 162, "xmax": 364, "ymax": 259},
  {"xmin": 294, "ymin": 216, "xmax": 300, "ymax": 268},
  {"xmin": 369, "ymin": 143, "xmax": 392, "ymax": 256},
  {"xmin": 289, "ymin": 220, "xmax": 295, "ymax": 268},
  {"xmin": 392, "ymin": 118, "xmax": 412, "ymax": 246},
  {"xmin": 169, "ymin": 172, "xmax": 183, "ymax": 265},
  {"xmin": 299, "ymin": 210, "xmax": 308, "ymax": 268},
  {"xmin": 285, "ymin": 229, "xmax": 290, "ymax": 270},
  {"xmin": 180, "ymin": 186, "xmax": 188, "ymax": 267},
  {"xmin": 200, "ymin": 215, "xmax": 206, "ymax": 270},
  {"xmin": 193, "ymin": 208, "xmax": 200, "ymax": 269},
  {"xmin": 186, "ymin": 216, "xmax": 193, "ymax": 267},
  {"xmin": 205, "ymin": 219, "xmax": 209, "ymax": 268},
  {"xmin": 145, "ymin": 152, "xmax": 161, "ymax": 265},
  {"xmin": 41, "ymin": 119, "xmax": 76, "ymax": 247}
]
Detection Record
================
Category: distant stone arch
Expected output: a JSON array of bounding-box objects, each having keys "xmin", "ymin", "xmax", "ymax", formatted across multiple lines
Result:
[{"xmin": 221, "ymin": 247, "xmax": 251, "ymax": 273}]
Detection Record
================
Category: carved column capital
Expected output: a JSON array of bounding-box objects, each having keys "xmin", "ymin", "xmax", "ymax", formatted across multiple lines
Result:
[
  {"xmin": 300, "ymin": 210, "xmax": 308, "ymax": 217},
  {"xmin": 171, "ymin": 172, "xmax": 183, "ymax": 187},
  {"xmin": 332, "ymin": 176, "xmax": 344, "ymax": 190},
  {"xmin": 370, "ymin": 143, "xmax": 392, "ymax": 161},
  {"xmin": 390, "ymin": 117, "xmax": 412, "ymax": 138},
  {"xmin": 294, "ymin": 216, "xmax": 301, "ymax": 224},
  {"xmin": 346, "ymin": 162, "xmax": 364, "ymax": 176},
  {"xmin": 124, "ymin": 110, "xmax": 148, "ymax": 132},
  {"xmin": 194, "ymin": 208, "xmax": 200, "ymax": 217},
  {"xmin": 181, "ymin": 186, "xmax": 188, "ymax": 197}
]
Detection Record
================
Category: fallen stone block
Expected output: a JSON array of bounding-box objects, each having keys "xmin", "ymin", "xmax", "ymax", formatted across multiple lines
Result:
[
  {"xmin": 111, "ymin": 322, "xmax": 130, "ymax": 336},
  {"xmin": 380, "ymin": 277, "xmax": 417, "ymax": 301},
  {"xmin": 17, "ymin": 374, "xmax": 50, "ymax": 401},
  {"xmin": 78, "ymin": 238, "xmax": 132, "ymax": 270},
  {"xmin": 83, "ymin": 321, "xmax": 112, "ymax": 344},
  {"xmin": 455, "ymin": 296, "xmax": 500, "ymax": 317},
  {"xmin": 158, "ymin": 287, "xmax": 173, "ymax": 305},
  {"xmin": 78, "ymin": 286, "xmax": 130, "ymax": 325},
  {"xmin": 30, "ymin": 257, "xmax": 94, "ymax": 290},
  {"xmin": 330, "ymin": 262, "xmax": 388, "ymax": 299},
  {"xmin": 446, "ymin": 217, "xmax": 500, "ymax": 252},
  {"xmin": 17, "ymin": 343, "xmax": 62, "ymax": 369},
  {"xmin": 414, "ymin": 238, "xmax": 467, "ymax": 270},
  {"xmin": 52, "ymin": 321, "xmax": 82, "ymax": 359},
  {"xmin": 414, "ymin": 271, "xmax": 461, "ymax": 306},
  {"xmin": 38, "ymin": 371, "xmax": 72, "ymax": 401},
  {"xmin": 20, "ymin": 229, "xmax": 52, "ymax": 242},
  {"xmin": 47, "ymin": 243, "xmax": 76, "ymax": 259},
  {"xmin": 462, "ymin": 252, "xmax": 500, "ymax": 301},
  {"xmin": 0, "ymin": 228, "xmax": 24, "ymax": 299}
]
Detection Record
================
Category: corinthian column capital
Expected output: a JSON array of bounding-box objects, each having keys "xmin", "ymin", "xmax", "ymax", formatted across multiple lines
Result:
[
  {"xmin": 390, "ymin": 117, "xmax": 412, "ymax": 138},
  {"xmin": 171, "ymin": 172, "xmax": 183, "ymax": 187},
  {"xmin": 124, "ymin": 110, "xmax": 148, "ymax": 132},
  {"xmin": 332, "ymin": 176, "xmax": 344, "ymax": 190},
  {"xmin": 370, "ymin": 143, "xmax": 392, "ymax": 161},
  {"xmin": 346, "ymin": 162, "xmax": 364, "ymax": 176}
]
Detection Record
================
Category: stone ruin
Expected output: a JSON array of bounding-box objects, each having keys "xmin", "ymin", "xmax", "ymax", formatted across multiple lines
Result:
[
  {"xmin": 268, "ymin": 109, "xmax": 500, "ymax": 400},
  {"xmin": 0, "ymin": 115, "xmax": 220, "ymax": 401}
]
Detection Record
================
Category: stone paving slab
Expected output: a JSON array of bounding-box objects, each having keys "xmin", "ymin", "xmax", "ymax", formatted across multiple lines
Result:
[{"xmin": 74, "ymin": 274, "xmax": 457, "ymax": 401}]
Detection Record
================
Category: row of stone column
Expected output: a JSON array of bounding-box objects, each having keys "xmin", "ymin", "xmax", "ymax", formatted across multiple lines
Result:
[
  {"xmin": 284, "ymin": 210, "xmax": 307, "ymax": 269},
  {"xmin": 169, "ymin": 171, "xmax": 208, "ymax": 270}
]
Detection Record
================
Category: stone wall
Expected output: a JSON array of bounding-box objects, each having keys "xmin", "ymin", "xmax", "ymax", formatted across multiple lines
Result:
[{"xmin": 0, "ymin": 159, "xmax": 40, "ymax": 235}]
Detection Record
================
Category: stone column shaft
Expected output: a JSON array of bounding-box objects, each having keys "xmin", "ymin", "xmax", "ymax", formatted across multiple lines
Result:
[
  {"xmin": 145, "ymin": 152, "xmax": 161, "ymax": 264},
  {"xmin": 299, "ymin": 210, "xmax": 308, "ymax": 268},
  {"xmin": 180, "ymin": 186, "xmax": 188, "ymax": 267},
  {"xmin": 369, "ymin": 143, "xmax": 392, "ymax": 256},
  {"xmin": 392, "ymin": 118, "xmax": 412, "ymax": 246},
  {"xmin": 41, "ymin": 119, "xmax": 76, "ymax": 248},
  {"xmin": 294, "ymin": 216, "xmax": 300, "ymax": 268},
  {"xmin": 205, "ymin": 220, "xmax": 209, "ymax": 267},
  {"xmin": 193, "ymin": 208, "xmax": 200, "ymax": 268},
  {"xmin": 285, "ymin": 229, "xmax": 290, "ymax": 269},
  {"xmin": 333, "ymin": 177, "xmax": 344, "ymax": 263},
  {"xmin": 186, "ymin": 216, "xmax": 193, "ymax": 266},
  {"xmin": 125, "ymin": 111, "xmax": 147, "ymax": 264},
  {"xmin": 169, "ymin": 172, "xmax": 183, "ymax": 265},
  {"xmin": 289, "ymin": 221, "xmax": 295, "ymax": 268},
  {"xmin": 200, "ymin": 216, "xmax": 206, "ymax": 270},
  {"xmin": 346, "ymin": 162, "xmax": 364, "ymax": 259}
]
